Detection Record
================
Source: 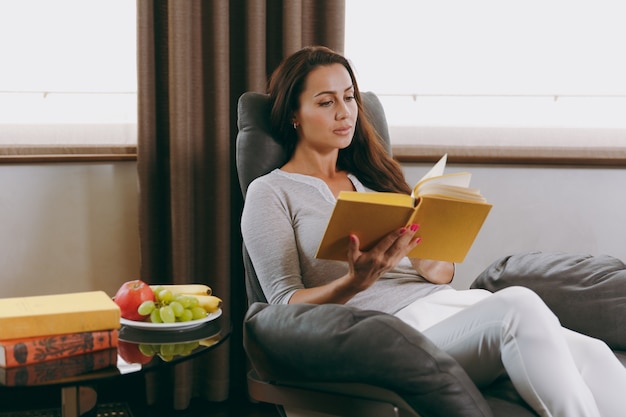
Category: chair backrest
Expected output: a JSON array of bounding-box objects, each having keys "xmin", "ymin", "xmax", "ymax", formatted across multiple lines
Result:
[{"xmin": 235, "ymin": 91, "xmax": 392, "ymax": 304}]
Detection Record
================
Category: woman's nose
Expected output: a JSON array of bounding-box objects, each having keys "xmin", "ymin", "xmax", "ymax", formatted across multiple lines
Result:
[{"xmin": 336, "ymin": 101, "xmax": 351, "ymax": 119}]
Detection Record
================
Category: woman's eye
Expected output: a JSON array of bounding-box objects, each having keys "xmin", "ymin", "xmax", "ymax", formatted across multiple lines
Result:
[
  {"xmin": 319, "ymin": 101, "xmax": 333, "ymax": 107},
  {"xmin": 345, "ymin": 96, "xmax": 355, "ymax": 102}
]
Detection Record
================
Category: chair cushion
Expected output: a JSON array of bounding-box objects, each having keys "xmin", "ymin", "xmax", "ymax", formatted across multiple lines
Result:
[
  {"xmin": 471, "ymin": 251, "xmax": 626, "ymax": 350},
  {"xmin": 236, "ymin": 92, "xmax": 287, "ymax": 198},
  {"xmin": 243, "ymin": 302, "xmax": 493, "ymax": 417}
]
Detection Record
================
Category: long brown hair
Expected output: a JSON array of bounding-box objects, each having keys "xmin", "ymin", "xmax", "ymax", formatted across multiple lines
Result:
[{"xmin": 267, "ymin": 46, "xmax": 411, "ymax": 195}]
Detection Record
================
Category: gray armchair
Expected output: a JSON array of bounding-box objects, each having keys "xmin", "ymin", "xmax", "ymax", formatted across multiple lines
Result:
[{"xmin": 235, "ymin": 91, "xmax": 537, "ymax": 417}]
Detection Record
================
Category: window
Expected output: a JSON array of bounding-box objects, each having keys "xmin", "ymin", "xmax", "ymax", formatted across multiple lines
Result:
[
  {"xmin": 345, "ymin": 0, "xmax": 626, "ymax": 162},
  {"xmin": 0, "ymin": 0, "xmax": 137, "ymax": 156}
]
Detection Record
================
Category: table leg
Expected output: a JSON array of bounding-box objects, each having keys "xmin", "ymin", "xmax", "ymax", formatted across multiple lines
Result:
[
  {"xmin": 61, "ymin": 386, "xmax": 97, "ymax": 417},
  {"xmin": 61, "ymin": 386, "xmax": 79, "ymax": 417}
]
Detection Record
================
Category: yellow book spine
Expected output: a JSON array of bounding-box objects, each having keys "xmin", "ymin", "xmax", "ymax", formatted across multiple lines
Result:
[{"xmin": 0, "ymin": 291, "xmax": 121, "ymax": 340}]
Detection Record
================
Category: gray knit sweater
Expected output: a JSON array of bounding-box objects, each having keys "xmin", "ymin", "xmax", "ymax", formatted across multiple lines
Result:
[{"xmin": 241, "ymin": 169, "xmax": 451, "ymax": 315}]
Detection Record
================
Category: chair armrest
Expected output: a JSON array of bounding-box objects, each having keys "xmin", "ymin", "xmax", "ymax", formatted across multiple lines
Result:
[{"xmin": 472, "ymin": 251, "xmax": 626, "ymax": 350}]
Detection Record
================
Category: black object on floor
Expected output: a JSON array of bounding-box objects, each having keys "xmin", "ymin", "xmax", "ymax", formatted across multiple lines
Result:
[{"xmin": 0, "ymin": 401, "xmax": 134, "ymax": 417}]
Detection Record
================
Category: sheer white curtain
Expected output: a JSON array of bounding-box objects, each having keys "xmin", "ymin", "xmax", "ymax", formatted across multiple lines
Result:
[{"xmin": 345, "ymin": 0, "xmax": 626, "ymax": 162}]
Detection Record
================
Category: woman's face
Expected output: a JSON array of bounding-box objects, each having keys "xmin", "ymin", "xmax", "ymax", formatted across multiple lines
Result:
[{"xmin": 293, "ymin": 63, "xmax": 358, "ymax": 154}]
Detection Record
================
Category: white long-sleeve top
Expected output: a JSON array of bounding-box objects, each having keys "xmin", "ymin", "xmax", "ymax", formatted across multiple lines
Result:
[{"xmin": 241, "ymin": 169, "xmax": 451, "ymax": 315}]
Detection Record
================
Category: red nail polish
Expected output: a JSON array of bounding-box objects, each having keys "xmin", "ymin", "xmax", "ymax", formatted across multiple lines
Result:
[
  {"xmin": 410, "ymin": 224, "xmax": 419, "ymax": 232},
  {"xmin": 400, "ymin": 227, "xmax": 407, "ymax": 234}
]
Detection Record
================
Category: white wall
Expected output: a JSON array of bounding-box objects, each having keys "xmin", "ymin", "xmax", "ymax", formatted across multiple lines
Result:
[
  {"xmin": 404, "ymin": 162, "xmax": 626, "ymax": 289},
  {"xmin": 1, "ymin": 160, "xmax": 624, "ymax": 298},
  {"xmin": 0, "ymin": 161, "xmax": 140, "ymax": 298}
]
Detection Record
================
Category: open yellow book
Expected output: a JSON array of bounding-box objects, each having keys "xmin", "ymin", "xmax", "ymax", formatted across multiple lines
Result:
[{"xmin": 315, "ymin": 154, "xmax": 492, "ymax": 263}]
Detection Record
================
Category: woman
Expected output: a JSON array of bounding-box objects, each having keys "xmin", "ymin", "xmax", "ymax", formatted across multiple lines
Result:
[{"xmin": 241, "ymin": 46, "xmax": 626, "ymax": 417}]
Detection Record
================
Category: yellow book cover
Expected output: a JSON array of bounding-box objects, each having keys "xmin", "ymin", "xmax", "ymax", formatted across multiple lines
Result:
[
  {"xmin": 0, "ymin": 291, "xmax": 121, "ymax": 341},
  {"xmin": 315, "ymin": 155, "xmax": 492, "ymax": 263}
]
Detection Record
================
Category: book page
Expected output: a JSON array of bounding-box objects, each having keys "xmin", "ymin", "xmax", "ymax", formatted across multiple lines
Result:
[
  {"xmin": 412, "ymin": 154, "xmax": 449, "ymax": 198},
  {"xmin": 417, "ymin": 184, "xmax": 486, "ymax": 202},
  {"xmin": 412, "ymin": 154, "xmax": 480, "ymax": 201},
  {"xmin": 417, "ymin": 154, "xmax": 448, "ymax": 183},
  {"xmin": 416, "ymin": 171, "xmax": 472, "ymax": 191}
]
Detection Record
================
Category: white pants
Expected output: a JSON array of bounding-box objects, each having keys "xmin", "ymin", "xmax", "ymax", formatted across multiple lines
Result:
[{"xmin": 394, "ymin": 286, "xmax": 626, "ymax": 417}]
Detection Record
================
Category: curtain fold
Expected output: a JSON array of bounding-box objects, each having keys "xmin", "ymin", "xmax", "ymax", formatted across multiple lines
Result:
[{"xmin": 137, "ymin": 0, "xmax": 344, "ymax": 410}]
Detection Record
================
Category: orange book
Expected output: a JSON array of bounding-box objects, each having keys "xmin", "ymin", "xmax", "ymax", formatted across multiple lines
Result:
[
  {"xmin": 0, "ymin": 329, "xmax": 118, "ymax": 368},
  {"xmin": 316, "ymin": 155, "xmax": 492, "ymax": 263},
  {"xmin": 0, "ymin": 291, "xmax": 120, "ymax": 340},
  {"xmin": 0, "ymin": 348, "xmax": 118, "ymax": 386}
]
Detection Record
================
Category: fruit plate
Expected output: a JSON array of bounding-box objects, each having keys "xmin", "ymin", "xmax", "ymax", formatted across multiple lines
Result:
[{"xmin": 120, "ymin": 308, "xmax": 222, "ymax": 330}]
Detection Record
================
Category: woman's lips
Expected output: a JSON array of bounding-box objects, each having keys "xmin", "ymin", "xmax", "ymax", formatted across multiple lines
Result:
[{"xmin": 334, "ymin": 126, "xmax": 353, "ymax": 135}]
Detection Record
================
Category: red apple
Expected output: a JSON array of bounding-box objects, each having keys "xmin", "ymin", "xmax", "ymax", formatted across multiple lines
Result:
[
  {"xmin": 117, "ymin": 340, "xmax": 153, "ymax": 364},
  {"xmin": 114, "ymin": 279, "xmax": 155, "ymax": 321}
]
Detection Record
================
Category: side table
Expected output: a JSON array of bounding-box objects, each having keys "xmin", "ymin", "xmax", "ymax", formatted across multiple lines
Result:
[{"xmin": 0, "ymin": 316, "xmax": 230, "ymax": 417}]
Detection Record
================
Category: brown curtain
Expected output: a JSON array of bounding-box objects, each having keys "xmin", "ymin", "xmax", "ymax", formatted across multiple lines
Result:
[{"xmin": 136, "ymin": 0, "xmax": 345, "ymax": 410}]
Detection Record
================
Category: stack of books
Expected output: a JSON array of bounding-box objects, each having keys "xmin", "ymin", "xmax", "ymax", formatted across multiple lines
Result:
[{"xmin": 0, "ymin": 291, "xmax": 121, "ymax": 386}]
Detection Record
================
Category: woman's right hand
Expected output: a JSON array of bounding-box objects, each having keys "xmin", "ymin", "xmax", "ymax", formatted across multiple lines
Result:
[
  {"xmin": 288, "ymin": 225, "xmax": 421, "ymax": 306},
  {"xmin": 345, "ymin": 224, "xmax": 422, "ymax": 292}
]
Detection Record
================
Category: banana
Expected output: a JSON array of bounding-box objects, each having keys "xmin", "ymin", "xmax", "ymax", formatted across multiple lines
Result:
[
  {"xmin": 194, "ymin": 295, "xmax": 222, "ymax": 313},
  {"xmin": 198, "ymin": 332, "xmax": 223, "ymax": 347},
  {"xmin": 149, "ymin": 284, "xmax": 212, "ymax": 296}
]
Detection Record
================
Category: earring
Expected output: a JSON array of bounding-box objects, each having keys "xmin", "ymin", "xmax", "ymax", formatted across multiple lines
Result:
[{"xmin": 293, "ymin": 122, "xmax": 298, "ymax": 130}]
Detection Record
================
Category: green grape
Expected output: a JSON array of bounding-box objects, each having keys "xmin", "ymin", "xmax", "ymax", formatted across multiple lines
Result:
[
  {"xmin": 172, "ymin": 343, "xmax": 186, "ymax": 356},
  {"xmin": 160, "ymin": 343, "xmax": 176, "ymax": 356},
  {"xmin": 138, "ymin": 300, "xmax": 156, "ymax": 316},
  {"xmin": 151, "ymin": 285, "xmax": 164, "ymax": 295},
  {"xmin": 187, "ymin": 297, "xmax": 199, "ymax": 308},
  {"xmin": 169, "ymin": 301, "xmax": 184, "ymax": 317},
  {"xmin": 186, "ymin": 341, "xmax": 200, "ymax": 351},
  {"xmin": 178, "ymin": 309, "xmax": 193, "ymax": 322},
  {"xmin": 150, "ymin": 309, "xmax": 163, "ymax": 323},
  {"xmin": 159, "ymin": 305, "xmax": 176, "ymax": 323},
  {"xmin": 138, "ymin": 344, "xmax": 155, "ymax": 357},
  {"xmin": 191, "ymin": 306, "xmax": 208, "ymax": 320},
  {"xmin": 157, "ymin": 289, "xmax": 173, "ymax": 303},
  {"xmin": 177, "ymin": 295, "xmax": 194, "ymax": 309}
]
